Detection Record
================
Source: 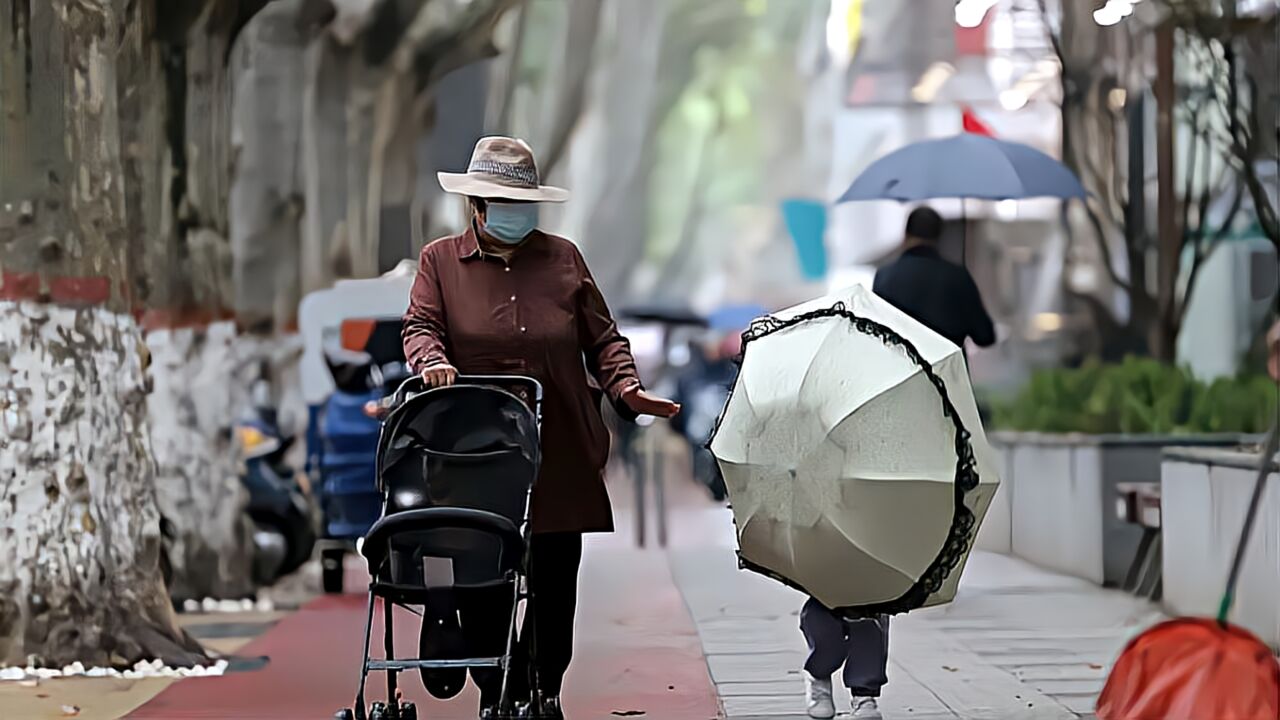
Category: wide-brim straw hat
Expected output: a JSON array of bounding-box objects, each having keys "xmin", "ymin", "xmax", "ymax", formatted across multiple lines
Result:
[{"xmin": 438, "ymin": 136, "xmax": 569, "ymax": 203}]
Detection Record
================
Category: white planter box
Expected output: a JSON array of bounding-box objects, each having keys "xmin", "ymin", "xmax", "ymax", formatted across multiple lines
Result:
[
  {"xmin": 1162, "ymin": 449, "xmax": 1280, "ymax": 649},
  {"xmin": 973, "ymin": 446, "xmax": 1012, "ymax": 554},
  {"xmin": 998, "ymin": 438, "xmax": 1105, "ymax": 583},
  {"xmin": 993, "ymin": 433, "xmax": 1247, "ymax": 587}
]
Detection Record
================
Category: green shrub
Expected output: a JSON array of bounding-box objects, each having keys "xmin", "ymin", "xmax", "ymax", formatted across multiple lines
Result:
[{"xmin": 991, "ymin": 357, "xmax": 1277, "ymax": 435}]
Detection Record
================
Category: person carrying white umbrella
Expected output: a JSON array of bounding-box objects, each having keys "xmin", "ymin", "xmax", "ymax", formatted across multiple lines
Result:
[{"xmin": 794, "ymin": 206, "xmax": 999, "ymax": 720}]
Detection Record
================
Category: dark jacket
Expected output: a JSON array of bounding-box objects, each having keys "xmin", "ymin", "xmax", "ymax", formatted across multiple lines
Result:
[
  {"xmin": 872, "ymin": 245, "xmax": 995, "ymax": 349},
  {"xmin": 402, "ymin": 228, "xmax": 641, "ymax": 534}
]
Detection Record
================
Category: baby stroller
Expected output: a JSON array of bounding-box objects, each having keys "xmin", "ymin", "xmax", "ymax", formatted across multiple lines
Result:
[{"xmin": 334, "ymin": 375, "xmax": 545, "ymax": 720}]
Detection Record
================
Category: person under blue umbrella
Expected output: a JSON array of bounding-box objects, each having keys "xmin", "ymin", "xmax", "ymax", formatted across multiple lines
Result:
[{"xmin": 872, "ymin": 206, "xmax": 996, "ymax": 351}]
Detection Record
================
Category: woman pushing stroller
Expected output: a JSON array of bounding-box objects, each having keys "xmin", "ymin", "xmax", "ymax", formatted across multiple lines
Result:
[{"xmin": 402, "ymin": 137, "xmax": 679, "ymax": 719}]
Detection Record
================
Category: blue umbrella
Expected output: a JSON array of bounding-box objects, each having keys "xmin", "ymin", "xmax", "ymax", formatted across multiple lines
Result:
[
  {"xmin": 839, "ymin": 133, "xmax": 1087, "ymax": 203},
  {"xmin": 839, "ymin": 134, "xmax": 1086, "ymax": 265},
  {"xmin": 708, "ymin": 304, "xmax": 767, "ymax": 332}
]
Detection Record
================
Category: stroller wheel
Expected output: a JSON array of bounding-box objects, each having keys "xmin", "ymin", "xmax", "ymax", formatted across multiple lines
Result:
[
  {"xmin": 399, "ymin": 701, "xmax": 417, "ymax": 720},
  {"xmin": 534, "ymin": 696, "xmax": 564, "ymax": 720},
  {"xmin": 332, "ymin": 710, "xmax": 354, "ymax": 720},
  {"xmin": 368, "ymin": 702, "xmax": 389, "ymax": 720}
]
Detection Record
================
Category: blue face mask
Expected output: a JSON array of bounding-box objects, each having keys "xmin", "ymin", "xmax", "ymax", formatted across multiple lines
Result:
[{"xmin": 483, "ymin": 202, "xmax": 540, "ymax": 244}]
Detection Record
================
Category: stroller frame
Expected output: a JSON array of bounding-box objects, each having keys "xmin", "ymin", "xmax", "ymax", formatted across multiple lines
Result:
[{"xmin": 336, "ymin": 375, "xmax": 545, "ymax": 720}]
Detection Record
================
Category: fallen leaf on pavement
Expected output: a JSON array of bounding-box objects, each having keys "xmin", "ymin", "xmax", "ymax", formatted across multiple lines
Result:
[
  {"xmin": 1089, "ymin": 663, "xmax": 1104, "ymax": 669},
  {"xmin": 610, "ymin": 712, "xmax": 646, "ymax": 717},
  {"xmin": 943, "ymin": 665, "xmax": 959, "ymax": 672}
]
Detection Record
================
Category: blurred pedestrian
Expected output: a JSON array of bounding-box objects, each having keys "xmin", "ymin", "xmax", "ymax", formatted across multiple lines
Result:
[
  {"xmin": 872, "ymin": 206, "xmax": 996, "ymax": 351},
  {"xmin": 671, "ymin": 331, "xmax": 741, "ymax": 502},
  {"xmin": 402, "ymin": 136, "xmax": 680, "ymax": 719}
]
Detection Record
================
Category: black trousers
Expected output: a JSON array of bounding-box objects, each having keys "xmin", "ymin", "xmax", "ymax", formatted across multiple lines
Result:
[{"xmin": 461, "ymin": 532, "xmax": 583, "ymax": 704}]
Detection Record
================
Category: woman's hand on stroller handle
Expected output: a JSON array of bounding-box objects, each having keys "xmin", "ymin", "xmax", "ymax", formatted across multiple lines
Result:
[{"xmin": 420, "ymin": 362, "xmax": 458, "ymax": 388}]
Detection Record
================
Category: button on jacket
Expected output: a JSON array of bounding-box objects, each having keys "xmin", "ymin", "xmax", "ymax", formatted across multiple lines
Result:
[{"xmin": 402, "ymin": 228, "xmax": 641, "ymax": 534}]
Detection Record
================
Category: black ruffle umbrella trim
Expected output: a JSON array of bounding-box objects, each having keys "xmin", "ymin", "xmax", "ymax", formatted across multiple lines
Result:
[{"xmin": 707, "ymin": 301, "xmax": 981, "ymax": 620}]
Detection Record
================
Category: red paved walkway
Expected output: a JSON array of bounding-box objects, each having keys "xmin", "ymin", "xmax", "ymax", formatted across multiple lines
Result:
[{"xmin": 131, "ymin": 533, "xmax": 720, "ymax": 719}]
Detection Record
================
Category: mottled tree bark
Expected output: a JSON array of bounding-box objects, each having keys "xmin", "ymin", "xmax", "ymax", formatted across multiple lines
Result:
[
  {"xmin": 145, "ymin": 0, "xmax": 273, "ymax": 601},
  {"xmin": 0, "ymin": 0, "xmax": 206, "ymax": 667},
  {"xmin": 146, "ymin": 324, "xmax": 256, "ymax": 603}
]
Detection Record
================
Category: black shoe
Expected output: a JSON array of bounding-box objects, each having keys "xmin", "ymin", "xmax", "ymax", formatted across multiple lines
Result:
[{"xmin": 419, "ymin": 608, "xmax": 466, "ymax": 699}]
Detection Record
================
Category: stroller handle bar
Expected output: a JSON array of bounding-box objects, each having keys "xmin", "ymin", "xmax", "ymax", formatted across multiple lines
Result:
[{"xmin": 390, "ymin": 374, "xmax": 544, "ymax": 412}]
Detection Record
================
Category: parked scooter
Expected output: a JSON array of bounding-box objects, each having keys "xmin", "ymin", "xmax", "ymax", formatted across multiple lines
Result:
[
  {"xmin": 314, "ymin": 318, "xmax": 411, "ymax": 594},
  {"xmin": 236, "ymin": 372, "xmax": 319, "ymax": 586}
]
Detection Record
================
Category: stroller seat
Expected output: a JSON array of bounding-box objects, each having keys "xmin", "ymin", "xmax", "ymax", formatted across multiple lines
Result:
[
  {"xmin": 360, "ymin": 507, "xmax": 523, "ymax": 602},
  {"xmin": 338, "ymin": 376, "xmax": 543, "ymax": 720}
]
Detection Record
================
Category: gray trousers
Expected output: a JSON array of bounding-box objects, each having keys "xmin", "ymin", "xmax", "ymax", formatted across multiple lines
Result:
[{"xmin": 800, "ymin": 598, "xmax": 890, "ymax": 697}]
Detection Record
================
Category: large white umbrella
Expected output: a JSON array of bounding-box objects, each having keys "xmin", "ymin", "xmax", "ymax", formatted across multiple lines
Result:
[{"xmin": 709, "ymin": 285, "xmax": 1000, "ymax": 616}]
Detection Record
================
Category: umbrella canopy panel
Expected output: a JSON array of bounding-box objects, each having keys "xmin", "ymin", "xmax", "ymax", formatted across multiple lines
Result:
[
  {"xmin": 838, "ymin": 133, "xmax": 1087, "ymax": 203},
  {"xmin": 710, "ymin": 285, "xmax": 1000, "ymax": 615}
]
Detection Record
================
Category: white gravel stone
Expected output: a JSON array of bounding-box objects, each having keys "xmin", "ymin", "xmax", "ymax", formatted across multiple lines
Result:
[{"xmin": 0, "ymin": 658, "xmax": 231, "ymax": 682}]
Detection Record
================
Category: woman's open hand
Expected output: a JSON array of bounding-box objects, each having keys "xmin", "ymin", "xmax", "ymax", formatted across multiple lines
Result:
[
  {"xmin": 622, "ymin": 385, "xmax": 681, "ymax": 419},
  {"xmin": 420, "ymin": 362, "xmax": 458, "ymax": 388}
]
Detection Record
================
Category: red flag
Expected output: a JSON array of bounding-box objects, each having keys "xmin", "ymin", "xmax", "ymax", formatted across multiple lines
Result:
[{"xmin": 962, "ymin": 107, "xmax": 995, "ymax": 136}]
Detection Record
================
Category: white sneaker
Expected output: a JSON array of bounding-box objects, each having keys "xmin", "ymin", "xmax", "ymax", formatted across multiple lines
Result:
[
  {"xmin": 851, "ymin": 696, "xmax": 883, "ymax": 719},
  {"xmin": 805, "ymin": 673, "xmax": 835, "ymax": 719}
]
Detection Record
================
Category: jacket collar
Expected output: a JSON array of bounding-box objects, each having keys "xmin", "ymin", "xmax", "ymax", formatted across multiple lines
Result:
[{"xmin": 902, "ymin": 242, "xmax": 941, "ymax": 259}]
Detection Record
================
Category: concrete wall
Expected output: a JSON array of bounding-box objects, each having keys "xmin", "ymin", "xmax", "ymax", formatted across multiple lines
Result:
[
  {"xmin": 993, "ymin": 435, "xmax": 1246, "ymax": 586},
  {"xmin": 1002, "ymin": 441, "xmax": 1106, "ymax": 584},
  {"xmin": 1162, "ymin": 455, "xmax": 1280, "ymax": 649}
]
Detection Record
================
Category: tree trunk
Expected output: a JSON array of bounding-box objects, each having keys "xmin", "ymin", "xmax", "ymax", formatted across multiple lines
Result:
[
  {"xmin": 301, "ymin": 38, "xmax": 353, "ymax": 293},
  {"xmin": 574, "ymin": 0, "xmax": 671, "ymax": 302},
  {"xmin": 230, "ymin": 0, "xmax": 309, "ymax": 331},
  {"xmin": 145, "ymin": 2, "xmax": 268, "ymax": 601},
  {"xmin": 146, "ymin": 323, "xmax": 256, "ymax": 603},
  {"xmin": 534, "ymin": 0, "xmax": 604, "ymax": 177},
  {"xmin": 1151, "ymin": 22, "xmax": 1180, "ymax": 361},
  {"xmin": 0, "ymin": 0, "xmax": 206, "ymax": 667}
]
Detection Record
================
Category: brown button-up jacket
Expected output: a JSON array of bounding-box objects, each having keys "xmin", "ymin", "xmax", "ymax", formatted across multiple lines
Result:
[{"xmin": 402, "ymin": 228, "xmax": 641, "ymax": 534}]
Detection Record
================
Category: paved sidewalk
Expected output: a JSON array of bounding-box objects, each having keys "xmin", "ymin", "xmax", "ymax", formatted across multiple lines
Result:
[{"xmin": 667, "ymin": 507, "xmax": 1165, "ymax": 719}]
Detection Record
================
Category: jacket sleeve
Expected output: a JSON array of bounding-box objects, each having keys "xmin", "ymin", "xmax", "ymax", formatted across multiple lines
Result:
[
  {"xmin": 402, "ymin": 244, "xmax": 451, "ymax": 373},
  {"xmin": 963, "ymin": 272, "xmax": 997, "ymax": 348},
  {"xmin": 573, "ymin": 248, "xmax": 642, "ymax": 420}
]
